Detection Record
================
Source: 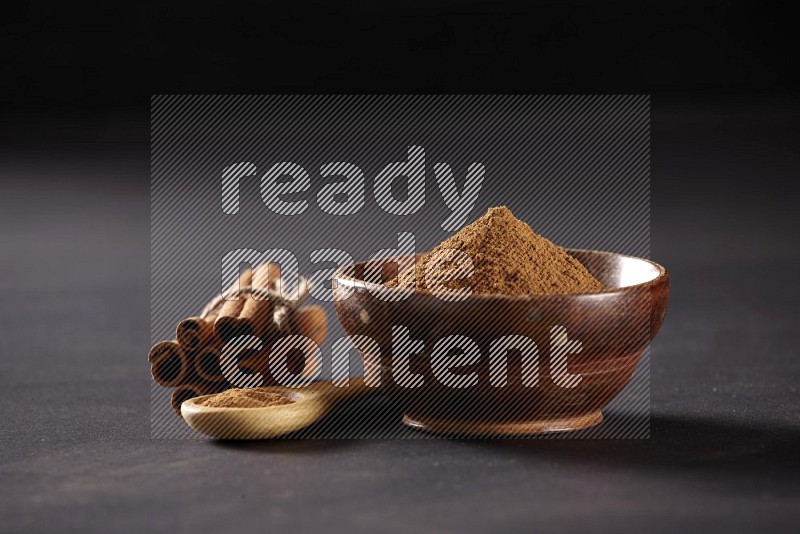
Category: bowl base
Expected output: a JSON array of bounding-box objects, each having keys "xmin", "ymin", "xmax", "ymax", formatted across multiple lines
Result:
[{"xmin": 402, "ymin": 410, "xmax": 603, "ymax": 436}]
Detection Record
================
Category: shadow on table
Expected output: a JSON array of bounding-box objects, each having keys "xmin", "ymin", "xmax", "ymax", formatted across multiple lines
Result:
[
  {"xmin": 210, "ymin": 393, "xmax": 800, "ymax": 497},
  {"xmin": 466, "ymin": 413, "xmax": 800, "ymax": 497},
  {"xmin": 208, "ymin": 393, "xmax": 411, "ymax": 452}
]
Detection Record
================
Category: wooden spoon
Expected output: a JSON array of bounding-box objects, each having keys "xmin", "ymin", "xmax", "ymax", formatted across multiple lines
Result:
[{"xmin": 180, "ymin": 377, "xmax": 374, "ymax": 440}]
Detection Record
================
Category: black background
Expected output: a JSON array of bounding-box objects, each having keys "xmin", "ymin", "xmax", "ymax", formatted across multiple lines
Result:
[
  {"xmin": 1, "ymin": 1, "xmax": 799, "ymax": 533},
  {"xmin": 2, "ymin": 1, "xmax": 799, "ymax": 104}
]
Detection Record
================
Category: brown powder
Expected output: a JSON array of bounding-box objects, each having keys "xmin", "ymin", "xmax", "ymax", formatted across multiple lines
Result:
[
  {"xmin": 392, "ymin": 206, "xmax": 604, "ymax": 296},
  {"xmin": 198, "ymin": 388, "xmax": 293, "ymax": 408}
]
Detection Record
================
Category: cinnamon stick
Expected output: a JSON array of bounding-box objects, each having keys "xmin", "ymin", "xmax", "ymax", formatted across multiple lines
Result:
[
  {"xmin": 237, "ymin": 327, "xmax": 323, "ymax": 385},
  {"xmin": 214, "ymin": 268, "xmax": 254, "ymax": 341},
  {"xmin": 177, "ymin": 267, "xmax": 261, "ymax": 351},
  {"xmin": 237, "ymin": 346, "xmax": 273, "ymax": 384},
  {"xmin": 193, "ymin": 346, "xmax": 228, "ymax": 384},
  {"xmin": 176, "ymin": 313, "xmax": 217, "ymax": 351},
  {"xmin": 149, "ymin": 341, "xmax": 191, "ymax": 387},
  {"xmin": 238, "ymin": 263, "xmax": 281, "ymax": 340},
  {"xmin": 293, "ymin": 305, "xmax": 328, "ymax": 347}
]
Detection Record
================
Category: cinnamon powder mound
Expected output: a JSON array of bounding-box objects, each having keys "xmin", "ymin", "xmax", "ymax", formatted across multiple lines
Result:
[
  {"xmin": 393, "ymin": 206, "xmax": 604, "ymax": 296},
  {"xmin": 198, "ymin": 388, "xmax": 293, "ymax": 408}
]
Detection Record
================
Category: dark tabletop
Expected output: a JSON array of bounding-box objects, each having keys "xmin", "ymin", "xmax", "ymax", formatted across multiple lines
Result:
[{"xmin": 1, "ymin": 103, "xmax": 798, "ymax": 533}]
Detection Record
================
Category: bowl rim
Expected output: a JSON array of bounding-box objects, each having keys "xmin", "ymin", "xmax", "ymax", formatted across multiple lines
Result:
[{"xmin": 333, "ymin": 248, "xmax": 668, "ymax": 302}]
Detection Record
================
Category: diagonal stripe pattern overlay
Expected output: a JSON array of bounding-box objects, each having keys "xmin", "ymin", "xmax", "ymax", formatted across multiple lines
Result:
[{"xmin": 151, "ymin": 95, "xmax": 651, "ymax": 439}]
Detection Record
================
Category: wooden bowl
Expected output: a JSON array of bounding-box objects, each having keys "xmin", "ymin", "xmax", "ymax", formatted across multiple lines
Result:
[{"xmin": 333, "ymin": 249, "xmax": 669, "ymax": 436}]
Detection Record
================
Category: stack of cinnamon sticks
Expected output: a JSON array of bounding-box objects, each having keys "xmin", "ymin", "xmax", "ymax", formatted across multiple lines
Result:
[{"xmin": 148, "ymin": 264, "xmax": 327, "ymax": 415}]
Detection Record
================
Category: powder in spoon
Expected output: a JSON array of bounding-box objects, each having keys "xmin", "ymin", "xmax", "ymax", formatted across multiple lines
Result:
[
  {"xmin": 198, "ymin": 388, "xmax": 293, "ymax": 408},
  {"xmin": 392, "ymin": 206, "xmax": 604, "ymax": 295}
]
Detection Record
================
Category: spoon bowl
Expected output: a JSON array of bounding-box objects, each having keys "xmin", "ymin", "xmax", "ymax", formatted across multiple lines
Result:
[{"xmin": 181, "ymin": 379, "xmax": 370, "ymax": 439}]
